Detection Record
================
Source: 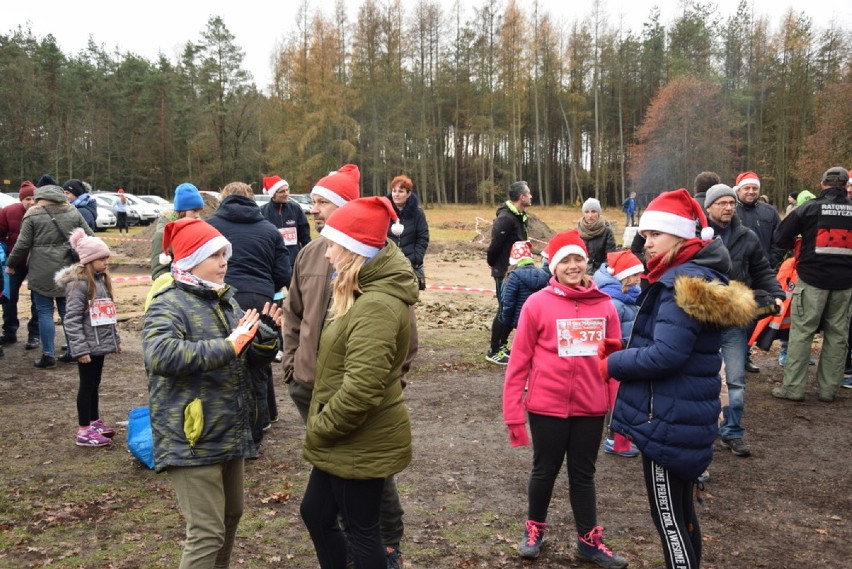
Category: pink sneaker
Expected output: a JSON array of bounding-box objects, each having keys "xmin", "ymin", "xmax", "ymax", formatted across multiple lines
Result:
[
  {"xmin": 76, "ymin": 426, "xmax": 111, "ymax": 447},
  {"xmin": 90, "ymin": 418, "xmax": 116, "ymax": 438}
]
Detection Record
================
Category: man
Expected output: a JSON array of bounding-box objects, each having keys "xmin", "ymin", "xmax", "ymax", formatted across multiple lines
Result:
[
  {"xmin": 773, "ymin": 167, "xmax": 852, "ymax": 403},
  {"xmin": 0, "ymin": 181, "xmax": 40, "ymax": 351},
  {"xmin": 734, "ymin": 170, "xmax": 783, "ymax": 373},
  {"xmin": 705, "ymin": 184, "xmax": 783, "ymax": 457},
  {"xmin": 485, "ymin": 181, "xmax": 532, "ymax": 365},
  {"xmin": 260, "ymin": 175, "xmax": 310, "ymax": 279},
  {"xmin": 281, "ymin": 164, "xmax": 413, "ymax": 569}
]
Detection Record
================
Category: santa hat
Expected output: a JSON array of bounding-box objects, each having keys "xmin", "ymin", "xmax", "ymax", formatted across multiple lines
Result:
[
  {"xmin": 263, "ymin": 175, "xmax": 289, "ymax": 195},
  {"xmin": 606, "ymin": 250, "xmax": 644, "ymax": 281},
  {"xmin": 639, "ymin": 188, "xmax": 714, "ymax": 241},
  {"xmin": 311, "ymin": 164, "xmax": 361, "ymax": 206},
  {"xmin": 735, "ymin": 171, "xmax": 760, "ymax": 189},
  {"xmin": 160, "ymin": 218, "xmax": 232, "ymax": 271},
  {"xmin": 545, "ymin": 230, "xmax": 588, "ymax": 269},
  {"xmin": 69, "ymin": 228, "xmax": 112, "ymax": 264},
  {"xmin": 509, "ymin": 241, "xmax": 532, "ymax": 266},
  {"xmin": 321, "ymin": 196, "xmax": 403, "ymax": 258}
]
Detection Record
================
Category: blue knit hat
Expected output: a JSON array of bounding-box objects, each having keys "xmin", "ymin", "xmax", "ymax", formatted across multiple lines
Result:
[{"xmin": 173, "ymin": 183, "xmax": 204, "ymax": 211}]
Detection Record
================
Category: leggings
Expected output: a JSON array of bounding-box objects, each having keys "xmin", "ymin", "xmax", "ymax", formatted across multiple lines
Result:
[
  {"xmin": 643, "ymin": 455, "xmax": 701, "ymax": 569},
  {"xmin": 77, "ymin": 354, "xmax": 105, "ymax": 426},
  {"xmin": 527, "ymin": 413, "xmax": 605, "ymax": 534}
]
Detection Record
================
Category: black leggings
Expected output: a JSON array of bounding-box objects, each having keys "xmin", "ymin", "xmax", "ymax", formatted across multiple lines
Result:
[
  {"xmin": 77, "ymin": 355, "xmax": 105, "ymax": 427},
  {"xmin": 527, "ymin": 413, "xmax": 605, "ymax": 534},
  {"xmin": 301, "ymin": 467, "xmax": 386, "ymax": 569},
  {"xmin": 642, "ymin": 455, "xmax": 701, "ymax": 569},
  {"xmin": 490, "ymin": 277, "xmax": 512, "ymax": 352}
]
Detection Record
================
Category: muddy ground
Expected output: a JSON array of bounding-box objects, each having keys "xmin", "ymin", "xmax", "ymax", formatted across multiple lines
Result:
[{"xmin": 0, "ymin": 242, "xmax": 849, "ymax": 568}]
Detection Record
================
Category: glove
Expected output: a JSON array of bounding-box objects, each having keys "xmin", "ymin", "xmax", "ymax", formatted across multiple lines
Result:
[
  {"xmin": 227, "ymin": 320, "xmax": 259, "ymax": 356},
  {"xmin": 597, "ymin": 338, "xmax": 624, "ymax": 359},
  {"xmin": 508, "ymin": 424, "xmax": 530, "ymax": 447},
  {"xmin": 254, "ymin": 313, "xmax": 279, "ymax": 346},
  {"xmin": 599, "ymin": 358, "xmax": 611, "ymax": 382}
]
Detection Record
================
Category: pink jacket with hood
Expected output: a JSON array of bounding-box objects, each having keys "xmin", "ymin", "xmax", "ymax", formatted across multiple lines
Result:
[{"xmin": 503, "ymin": 276, "xmax": 620, "ymax": 426}]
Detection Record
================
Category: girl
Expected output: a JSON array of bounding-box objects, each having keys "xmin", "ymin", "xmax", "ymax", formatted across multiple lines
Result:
[
  {"xmin": 502, "ymin": 230, "xmax": 627, "ymax": 568},
  {"xmin": 56, "ymin": 228, "xmax": 120, "ymax": 447},
  {"xmin": 600, "ymin": 189, "xmax": 755, "ymax": 569}
]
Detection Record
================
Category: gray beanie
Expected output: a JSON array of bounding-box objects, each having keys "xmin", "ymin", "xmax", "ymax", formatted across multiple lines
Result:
[
  {"xmin": 704, "ymin": 184, "xmax": 738, "ymax": 208},
  {"xmin": 582, "ymin": 197, "xmax": 601, "ymax": 213}
]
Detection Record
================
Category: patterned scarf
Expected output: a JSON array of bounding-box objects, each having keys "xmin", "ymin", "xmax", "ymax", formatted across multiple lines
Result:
[{"xmin": 172, "ymin": 266, "xmax": 227, "ymax": 292}]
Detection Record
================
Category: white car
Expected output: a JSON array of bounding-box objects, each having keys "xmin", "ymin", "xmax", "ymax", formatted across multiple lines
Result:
[
  {"xmin": 289, "ymin": 193, "xmax": 313, "ymax": 213},
  {"xmin": 0, "ymin": 193, "xmax": 17, "ymax": 209},
  {"xmin": 98, "ymin": 192, "xmax": 160, "ymax": 225},
  {"xmin": 138, "ymin": 195, "xmax": 171, "ymax": 208},
  {"xmin": 95, "ymin": 206, "xmax": 117, "ymax": 231}
]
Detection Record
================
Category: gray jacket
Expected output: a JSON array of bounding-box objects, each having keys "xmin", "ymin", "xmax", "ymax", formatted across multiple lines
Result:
[{"xmin": 56, "ymin": 265, "xmax": 121, "ymax": 358}]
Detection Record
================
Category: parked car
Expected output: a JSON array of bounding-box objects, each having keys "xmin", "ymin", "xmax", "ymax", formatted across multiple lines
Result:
[
  {"xmin": 138, "ymin": 195, "xmax": 172, "ymax": 208},
  {"xmin": 5, "ymin": 192, "xmax": 19, "ymax": 200},
  {"xmin": 289, "ymin": 193, "xmax": 313, "ymax": 213},
  {"xmin": 95, "ymin": 206, "xmax": 117, "ymax": 231},
  {"xmin": 0, "ymin": 193, "xmax": 17, "ymax": 209},
  {"xmin": 97, "ymin": 192, "xmax": 159, "ymax": 225},
  {"xmin": 93, "ymin": 194, "xmax": 141, "ymax": 226},
  {"xmin": 253, "ymin": 193, "xmax": 271, "ymax": 206}
]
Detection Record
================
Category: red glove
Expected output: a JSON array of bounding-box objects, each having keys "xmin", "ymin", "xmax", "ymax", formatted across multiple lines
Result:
[
  {"xmin": 599, "ymin": 357, "xmax": 611, "ymax": 382},
  {"xmin": 508, "ymin": 424, "xmax": 530, "ymax": 447},
  {"xmin": 597, "ymin": 338, "xmax": 624, "ymax": 359}
]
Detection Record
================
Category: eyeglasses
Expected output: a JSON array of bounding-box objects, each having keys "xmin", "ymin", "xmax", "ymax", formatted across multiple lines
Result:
[{"xmin": 713, "ymin": 200, "xmax": 737, "ymax": 208}]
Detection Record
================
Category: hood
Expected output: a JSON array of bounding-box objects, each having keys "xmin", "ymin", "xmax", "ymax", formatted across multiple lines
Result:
[
  {"xmin": 387, "ymin": 191, "xmax": 421, "ymax": 221},
  {"xmin": 689, "ymin": 237, "xmax": 731, "ymax": 276},
  {"xmin": 592, "ymin": 264, "xmax": 622, "ymax": 290},
  {"xmin": 358, "ymin": 241, "xmax": 420, "ymax": 307},
  {"xmin": 54, "ymin": 264, "xmax": 84, "ymax": 287},
  {"xmin": 213, "ymin": 195, "xmax": 265, "ymax": 224},
  {"xmin": 672, "ymin": 276, "xmax": 757, "ymax": 329},
  {"xmin": 593, "ymin": 264, "xmax": 640, "ymax": 303},
  {"xmin": 544, "ymin": 275, "xmax": 612, "ymax": 304},
  {"xmin": 34, "ymin": 185, "xmax": 68, "ymax": 203}
]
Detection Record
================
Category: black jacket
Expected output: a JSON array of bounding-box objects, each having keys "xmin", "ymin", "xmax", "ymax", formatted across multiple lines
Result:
[
  {"xmin": 260, "ymin": 199, "xmax": 311, "ymax": 273},
  {"xmin": 486, "ymin": 202, "xmax": 528, "ymax": 280},
  {"xmin": 709, "ymin": 215, "xmax": 784, "ymax": 300},
  {"xmin": 582, "ymin": 226, "xmax": 617, "ymax": 275},
  {"xmin": 386, "ymin": 192, "xmax": 429, "ymax": 267},
  {"xmin": 208, "ymin": 195, "xmax": 292, "ymax": 294},
  {"xmin": 736, "ymin": 200, "xmax": 783, "ymax": 267}
]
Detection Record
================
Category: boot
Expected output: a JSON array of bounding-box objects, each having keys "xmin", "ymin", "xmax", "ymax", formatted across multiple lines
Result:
[
  {"xmin": 577, "ymin": 526, "xmax": 628, "ymax": 569},
  {"xmin": 34, "ymin": 354, "xmax": 57, "ymax": 369},
  {"xmin": 518, "ymin": 519, "xmax": 547, "ymax": 559}
]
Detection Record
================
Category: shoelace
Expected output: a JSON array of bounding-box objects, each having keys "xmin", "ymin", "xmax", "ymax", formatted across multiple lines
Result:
[
  {"xmin": 583, "ymin": 527, "xmax": 614, "ymax": 556},
  {"xmin": 526, "ymin": 522, "xmax": 544, "ymax": 545}
]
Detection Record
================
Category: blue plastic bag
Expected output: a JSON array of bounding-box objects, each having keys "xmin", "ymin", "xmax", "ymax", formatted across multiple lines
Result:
[
  {"xmin": 0, "ymin": 244, "xmax": 10, "ymax": 301},
  {"xmin": 127, "ymin": 406, "xmax": 155, "ymax": 469}
]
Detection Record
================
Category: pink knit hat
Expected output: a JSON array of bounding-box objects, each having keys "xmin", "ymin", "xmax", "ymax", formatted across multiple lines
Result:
[{"xmin": 69, "ymin": 228, "xmax": 112, "ymax": 264}]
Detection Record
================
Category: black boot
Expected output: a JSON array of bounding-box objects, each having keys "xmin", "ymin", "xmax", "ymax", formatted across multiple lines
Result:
[{"xmin": 34, "ymin": 354, "xmax": 57, "ymax": 369}]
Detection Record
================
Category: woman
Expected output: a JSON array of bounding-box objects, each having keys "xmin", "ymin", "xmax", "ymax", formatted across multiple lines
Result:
[
  {"xmin": 599, "ymin": 189, "xmax": 755, "ymax": 569},
  {"xmin": 300, "ymin": 196, "xmax": 418, "ymax": 569},
  {"xmin": 577, "ymin": 198, "xmax": 616, "ymax": 275},
  {"xmin": 386, "ymin": 175, "xmax": 429, "ymax": 290}
]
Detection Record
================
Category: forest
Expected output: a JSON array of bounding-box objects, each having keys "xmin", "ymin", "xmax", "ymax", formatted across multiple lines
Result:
[{"xmin": 0, "ymin": 0, "xmax": 850, "ymax": 208}]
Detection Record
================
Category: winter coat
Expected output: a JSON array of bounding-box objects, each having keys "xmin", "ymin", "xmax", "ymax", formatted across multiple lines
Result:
[
  {"xmin": 143, "ymin": 280, "xmax": 278, "ymax": 472},
  {"xmin": 7, "ymin": 187, "xmax": 94, "ymax": 297},
  {"xmin": 208, "ymin": 195, "xmax": 292, "ymax": 294},
  {"xmin": 593, "ymin": 264, "xmax": 641, "ymax": 339},
  {"xmin": 503, "ymin": 277, "xmax": 621, "ymax": 427},
  {"xmin": 499, "ymin": 264, "xmax": 550, "ymax": 328},
  {"xmin": 607, "ymin": 240, "xmax": 756, "ymax": 482},
  {"xmin": 56, "ymin": 265, "xmax": 121, "ymax": 358},
  {"xmin": 709, "ymin": 215, "xmax": 784, "ymax": 300},
  {"xmin": 261, "ymin": 199, "xmax": 311, "ymax": 274},
  {"xmin": 582, "ymin": 225, "xmax": 617, "ymax": 275},
  {"xmin": 386, "ymin": 192, "xmax": 429, "ymax": 268},
  {"xmin": 486, "ymin": 202, "xmax": 528, "ymax": 280},
  {"xmin": 775, "ymin": 187, "xmax": 852, "ymax": 290},
  {"xmin": 302, "ymin": 242, "xmax": 418, "ymax": 480},
  {"xmin": 0, "ymin": 202, "xmax": 26, "ymax": 251},
  {"xmin": 70, "ymin": 193, "xmax": 98, "ymax": 232},
  {"xmin": 736, "ymin": 200, "xmax": 783, "ymax": 267}
]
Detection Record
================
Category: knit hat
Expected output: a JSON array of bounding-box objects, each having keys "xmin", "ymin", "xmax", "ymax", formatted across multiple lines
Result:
[
  {"xmin": 796, "ymin": 190, "xmax": 816, "ymax": 206},
  {"xmin": 704, "ymin": 183, "xmax": 738, "ymax": 208},
  {"xmin": 606, "ymin": 250, "xmax": 644, "ymax": 281},
  {"xmin": 160, "ymin": 218, "xmax": 232, "ymax": 271},
  {"xmin": 639, "ymin": 188, "xmax": 714, "ymax": 241},
  {"xmin": 582, "ymin": 197, "xmax": 602, "ymax": 213},
  {"xmin": 735, "ymin": 171, "xmax": 760, "ymax": 189},
  {"xmin": 312, "ymin": 164, "xmax": 361, "ymax": 206},
  {"xmin": 18, "ymin": 181, "xmax": 36, "ymax": 200},
  {"xmin": 822, "ymin": 166, "xmax": 849, "ymax": 188},
  {"xmin": 69, "ymin": 227, "xmax": 111, "ymax": 264},
  {"xmin": 546, "ymin": 230, "xmax": 588, "ymax": 269},
  {"xmin": 321, "ymin": 196, "xmax": 403, "ymax": 258},
  {"xmin": 509, "ymin": 241, "xmax": 533, "ymax": 266},
  {"xmin": 36, "ymin": 174, "xmax": 58, "ymax": 188},
  {"xmin": 262, "ymin": 176, "xmax": 289, "ymax": 195},
  {"xmin": 173, "ymin": 183, "xmax": 204, "ymax": 211},
  {"xmin": 63, "ymin": 179, "xmax": 87, "ymax": 198}
]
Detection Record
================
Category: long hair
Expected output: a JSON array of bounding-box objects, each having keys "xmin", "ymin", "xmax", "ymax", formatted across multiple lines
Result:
[
  {"xmin": 72, "ymin": 262, "xmax": 114, "ymax": 304},
  {"xmin": 660, "ymin": 238, "xmax": 687, "ymax": 266},
  {"xmin": 328, "ymin": 248, "xmax": 367, "ymax": 320}
]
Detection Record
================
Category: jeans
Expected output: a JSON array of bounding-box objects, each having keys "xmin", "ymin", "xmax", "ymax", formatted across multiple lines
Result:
[
  {"xmin": 625, "ymin": 213, "xmax": 635, "ymax": 227},
  {"xmin": 2, "ymin": 266, "xmax": 39, "ymax": 340},
  {"xmin": 31, "ymin": 291, "xmax": 66, "ymax": 357},
  {"xmin": 719, "ymin": 326, "xmax": 748, "ymax": 440}
]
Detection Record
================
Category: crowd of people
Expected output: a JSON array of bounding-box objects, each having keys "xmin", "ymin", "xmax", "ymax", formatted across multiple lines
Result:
[{"xmin": 0, "ymin": 164, "xmax": 850, "ymax": 569}]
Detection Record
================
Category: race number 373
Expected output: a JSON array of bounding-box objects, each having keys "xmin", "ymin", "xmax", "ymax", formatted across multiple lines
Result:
[{"xmin": 556, "ymin": 318, "xmax": 605, "ymax": 357}]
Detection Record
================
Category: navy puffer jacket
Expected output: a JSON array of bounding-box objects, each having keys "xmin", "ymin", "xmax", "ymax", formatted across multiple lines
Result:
[
  {"xmin": 499, "ymin": 264, "xmax": 549, "ymax": 328},
  {"xmin": 386, "ymin": 192, "xmax": 429, "ymax": 268}
]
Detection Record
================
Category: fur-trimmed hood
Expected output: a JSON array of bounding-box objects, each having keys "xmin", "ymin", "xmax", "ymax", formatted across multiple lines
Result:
[
  {"xmin": 54, "ymin": 264, "xmax": 84, "ymax": 287},
  {"xmin": 674, "ymin": 276, "xmax": 757, "ymax": 329}
]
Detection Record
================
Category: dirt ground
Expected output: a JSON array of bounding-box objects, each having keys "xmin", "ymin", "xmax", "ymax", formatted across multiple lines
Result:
[{"xmin": 0, "ymin": 240, "xmax": 850, "ymax": 568}]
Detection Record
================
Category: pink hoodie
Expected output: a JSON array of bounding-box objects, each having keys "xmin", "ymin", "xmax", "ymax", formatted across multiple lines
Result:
[{"xmin": 503, "ymin": 277, "xmax": 621, "ymax": 426}]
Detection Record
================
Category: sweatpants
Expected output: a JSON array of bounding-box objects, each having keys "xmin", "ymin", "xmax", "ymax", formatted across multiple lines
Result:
[{"xmin": 643, "ymin": 456, "xmax": 701, "ymax": 569}]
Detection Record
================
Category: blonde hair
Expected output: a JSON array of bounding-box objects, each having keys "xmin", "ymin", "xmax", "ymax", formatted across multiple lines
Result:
[
  {"xmin": 661, "ymin": 238, "xmax": 687, "ymax": 266},
  {"xmin": 328, "ymin": 248, "xmax": 367, "ymax": 320},
  {"xmin": 71, "ymin": 263, "xmax": 114, "ymax": 304},
  {"xmin": 220, "ymin": 182, "xmax": 253, "ymax": 199}
]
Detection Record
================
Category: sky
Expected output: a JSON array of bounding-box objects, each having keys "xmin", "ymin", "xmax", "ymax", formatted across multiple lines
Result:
[{"xmin": 5, "ymin": 1, "xmax": 849, "ymax": 91}]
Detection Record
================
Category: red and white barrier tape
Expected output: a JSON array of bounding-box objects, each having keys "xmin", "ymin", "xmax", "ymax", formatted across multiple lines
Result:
[{"xmin": 100, "ymin": 236, "xmax": 152, "ymax": 242}]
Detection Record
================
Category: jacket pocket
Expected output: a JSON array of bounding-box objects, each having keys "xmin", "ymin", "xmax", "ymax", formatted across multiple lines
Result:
[{"xmin": 183, "ymin": 398, "xmax": 204, "ymax": 452}]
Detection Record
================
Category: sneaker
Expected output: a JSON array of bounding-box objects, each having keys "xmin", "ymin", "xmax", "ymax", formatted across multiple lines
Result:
[
  {"xmin": 386, "ymin": 546, "xmax": 403, "ymax": 569},
  {"xmin": 745, "ymin": 358, "xmax": 760, "ymax": 373},
  {"xmin": 76, "ymin": 426, "xmax": 111, "ymax": 447},
  {"xmin": 771, "ymin": 387, "xmax": 804, "ymax": 402},
  {"xmin": 603, "ymin": 438, "xmax": 639, "ymax": 458},
  {"xmin": 778, "ymin": 351, "xmax": 787, "ymax": 366},
  {"xmin": 720, "ymin": 437, "xmax": 751, "ymax": 457},
  {"xmin": 25, "ymin": 338, "xmax": 40, "ymax": 350},
  {"xmin": 842, "ymin": 377, "xmax": 852, "ymax": 389},
  {"xmin": 262, "ymin": 423, "xmax": 272, "ymax": 431},
  {"xmin": 274, "ymin": 350, "xmax": 283, "ymax": 363},
  {"xmin": 90, "ymin": 418, "xmax": 116, "ymax": 438},
  {"xmin": 518, "ymin": 520, "xmax": 547, "ymax": 559},
  {"xmin": 34, "ymin": 354, "xmax": 57, "ymax": 369},
  {"xmin": 485, "ymin": 348, "xmax": 509, "ymax": 365},
  {"xmin": 577, "ymin": 526, "xmax": 628, "ymax": 569},
  {"xmin": 698, "ymin": 469, "xmax": 710, "ymax": 483}
]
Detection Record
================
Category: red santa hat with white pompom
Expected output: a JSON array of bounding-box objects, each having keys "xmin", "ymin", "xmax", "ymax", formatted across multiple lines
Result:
[
  {"xmin": 638, "ymin": 188, "xmax": 714, "ymax": 242},
  {"xmin": 321, "ymin": 196, "xmax": 403, "ymax": 258}
]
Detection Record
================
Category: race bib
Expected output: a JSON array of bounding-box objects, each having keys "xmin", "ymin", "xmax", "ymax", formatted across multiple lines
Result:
[
  {"xmin": 556, "ymin": 318, "xmax": 605, "ymax": 357},
  {"xmin": 90, "ymin": 298, "xmax": 117, "ymax": 326},
  {"xmin": 279, "ymin": 227, "xmax": 298, "ymax": 246}
]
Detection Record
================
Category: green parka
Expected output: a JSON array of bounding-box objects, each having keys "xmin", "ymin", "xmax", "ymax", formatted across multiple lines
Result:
[{"xmin": 303, "ymin": 242, "xmax": 418, "ymax": 479}]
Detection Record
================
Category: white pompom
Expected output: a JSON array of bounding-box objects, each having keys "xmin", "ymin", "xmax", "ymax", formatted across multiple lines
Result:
[
  {"xmin": 607, "ymin": 266, "xmax": 615, "ymax": 275},
  {"xmin": 391, "ymin": 221, "xmax": 404, "ymax": 236},
  {"xmin": 700, "ymin": 226, "xmax": 714, "ymax": 241},
  {"xmin": 159, "ymin": 253, "xmax": 172, "ymax": 265}
]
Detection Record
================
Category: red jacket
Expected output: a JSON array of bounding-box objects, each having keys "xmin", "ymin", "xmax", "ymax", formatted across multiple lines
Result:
[
  {"xmin": 503, "ymin": 277, "xmax": 620, "ymax": 426},
  {"xmin": 0, "ymin": 202, "xmax": 26, "ymax": 250}
]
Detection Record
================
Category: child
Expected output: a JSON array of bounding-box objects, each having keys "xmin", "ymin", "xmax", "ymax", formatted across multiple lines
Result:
[
  {"xmin": 142, "ymin": 217, "xmax": 282, "ymax": 567},
  {"xmin": 593, "ymin": 249, "xmax": 645, "ymax": 458},
  {"xmin": 499, "ymin": 240, "xmax": 549, "ymax": 332},
  {"xmin": 503, "ymin": 230, "xmax": 628, "ymax": 568},
  {"xmin": 56, "ymin": 228, "xmax": 120, "ymax": 447}
]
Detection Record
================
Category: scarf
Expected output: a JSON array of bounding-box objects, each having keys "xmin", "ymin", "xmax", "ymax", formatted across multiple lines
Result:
[
  {"xmin": 645, "ymin": 238, "xmax": 705, "ymax": 283},
  {"xmin": 577, "ymin": 216, "xmax": 606, "ymax": 240},
  {"xmin": 172, "ymin": 266, "xmax": 227, "ymax": 291},
  {"xmin": 504, "ymin": 200, "xmax": 528, "ymax": 227}
]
